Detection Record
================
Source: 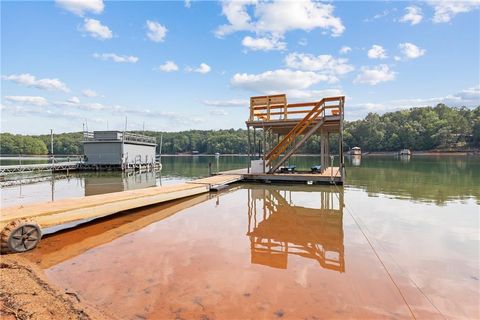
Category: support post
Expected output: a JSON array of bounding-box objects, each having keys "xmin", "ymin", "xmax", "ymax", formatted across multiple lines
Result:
[
  {"xmin": 247, "ymin": 126, "xmax": 251, "ymax": 173},
  {"xmin": 253, "ymin": 128, "xmax": 256, "ymax": 159},
  {"xmin": 50, "ymin": 129, "xmax": 54, "ymax": 164},
  {"xmin": 326, "ymin": 132, "xmax": 330, "ymax": 168},
  {"xmin": 340, "ymin": 97, "xmax": 345, "ymax": 182},
  {"xmin": 320, "ymin": 131, "xmax": 325, "ymax": 171},
  {"xmin": 262, "ymin": 125, "xmax": 266, "ymax": 173}
]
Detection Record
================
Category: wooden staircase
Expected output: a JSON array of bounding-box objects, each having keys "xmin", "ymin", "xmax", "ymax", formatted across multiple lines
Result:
[{"xmin": 265, "ymin": 97, "xmax": 343, "ymax": 173}]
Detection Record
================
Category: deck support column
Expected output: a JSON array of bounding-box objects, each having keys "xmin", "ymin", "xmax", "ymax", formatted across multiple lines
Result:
[
  {"xmin": 262, "ymin": 124, "xmax": 266, "ymax": 173},
  {"xmin": 320, "ymin": 130, "xmax": 325, "ymax": 172},
  {"xmin": 247, "ymin": 125, "xmax": 251, "ymax": 173},
  {"xmin": 253, "ymin": 128, "xmax": 256, "ymax": 159},
  {"xmin": 326, "ymin": 132, "xmax": 330, "ymax": 168}
]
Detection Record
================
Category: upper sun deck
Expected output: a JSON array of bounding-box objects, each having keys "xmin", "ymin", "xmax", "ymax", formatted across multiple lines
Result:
[{"xmin": 245, "ymin": 94, "xmax": 345, "ymax": 134}]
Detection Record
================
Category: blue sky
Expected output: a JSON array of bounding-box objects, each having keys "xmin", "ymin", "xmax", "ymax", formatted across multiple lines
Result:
[{"xmin": 1, "ymin": 0, "xmax": 479, "ymax": 134}]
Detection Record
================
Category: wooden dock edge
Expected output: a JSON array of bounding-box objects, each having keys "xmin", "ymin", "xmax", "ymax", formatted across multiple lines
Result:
[{"xmin": 0, "ymin": 185, "xmax": 209, "ymax": 230}]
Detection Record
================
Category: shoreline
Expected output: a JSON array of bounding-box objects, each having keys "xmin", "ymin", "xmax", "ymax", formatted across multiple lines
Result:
[
  {"xmin": 0, "ymin": 255, "xmax": 107, "ymax": 320},
  {"xmin": 2, "ymin": 150, "xmax": 477, "ymax": 159}
]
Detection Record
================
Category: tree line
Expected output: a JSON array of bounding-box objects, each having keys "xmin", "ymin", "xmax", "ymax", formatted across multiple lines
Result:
[{"xmin": 1, "ymin": 104, "xmax": 479, "ymax": 155}]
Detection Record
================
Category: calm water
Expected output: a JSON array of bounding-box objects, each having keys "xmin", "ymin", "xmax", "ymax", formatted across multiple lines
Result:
[{"xmin": 3, "ymin": 155, "xmax": 479, "ymax": 319}]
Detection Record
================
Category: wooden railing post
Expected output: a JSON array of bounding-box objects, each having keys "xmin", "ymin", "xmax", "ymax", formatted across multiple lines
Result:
[{"xmin": 249, "ymin": 97, "xmax": 253, "ymax": 121}]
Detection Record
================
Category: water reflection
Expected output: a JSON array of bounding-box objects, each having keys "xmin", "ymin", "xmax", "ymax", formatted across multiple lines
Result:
[
  {"xmin": 24, "ymin": 193, "xmax": 213, "ymax": 269},
  {"xmin": 2, "ymin": 156, "xmax": 478, "ymax": 208},
  {"xmin": 84, "ymin": 171, "xmax": 157, "ymax": 196},
  {"xmin": 21, "ymin": 183, "xmax": 478, "ymax": 319},
  {"xmin": 247, "ymin": 186, "xmax": 345, "ymax": 272},
  {"xmin": 349, "ymin": 155, "xmax": 361, "ymax": 166}
]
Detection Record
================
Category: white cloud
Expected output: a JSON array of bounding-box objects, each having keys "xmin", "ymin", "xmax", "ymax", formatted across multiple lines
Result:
[
  {"xmin": 186, "ymin": 63, "xmax": 211, "ymax": 74},
  {"xmin": 146, "ymin": 20, "xmax": 167, "ymax": 42},
  {"xmin": 4, "ymin": 95, "xmax": 48, "ymax": 106},
  {"xmin": 83, "ymin": 102, "xmax": 108, "ymax": 110},
  {"xmin": 184, "ymin": 0, "xmax": 191, "ymax": 8},
  {"xmin": 157, "ymin": 61, "xmax": 179, "ymax": 72},
  {"xmin": 298, "ymin": 38, "xmax": 308, "ymax": 46},
  {"xmin": 242, "ymin": 36, "xmax": 286, "ymax": 51},
  {"xmin": 81, "ymin": 18, "xmax": 112, "ymax": 40},
  {"xmin": 210, "ymin": 109, "xmax": 229, "ymax": 116},
  {"xmin": 231, "ymin": 69, "xmax": 329, "ymax": 93},
  {"xmin": 354, "ymin": 64, "xmax": 396, "ymax": 85},
  {"xmin": 428, "ymin": 0, "xmax": 480, "ymax": 23},
  {"xmin": 82, "ymin": 89, "xmax": 98, "ymax": 97},
  {"xmin": 339, "ymin": 46, "xmax": 351, "ymax": 54},
  {"xmin": 367, "ymin": 45, "xmax": 387, "ymax": 59},
  {"xmin": 283, "ymin": 88, "xmax": 344, "ymax": 100},
  {"xmin": 284, "ymin": 52, "xmax": 354, "ymax": 82},
  {"xmin": 216, "ymin": 0, "xmax": 345, "ymax": 41},
  {"xmin": 394, "ymin": 86, "xmax": 480, "ymax": 107},
  {"xmin": 400, "ymin": 6, "xmax": 423, "ymax": 25},
  {"xmin": 55, "ymin": 0, "xmax": 104, "ymax": 16},
  {"xmin": 202, "ymin": 99, "xmax": 247, "ymax": 107},
  {"xmin": 67, "ymin": 96, "xmax": 80, "ymax": 104},
  {"xmin": 2, "ymin": 73, "xmax": 70, "ymax": 92},
  {"xmin": 364, "ymin": 9, "xmax": 394, "ymax": 22},
  {"xmin": 399, "ymin": 42, "xmax": 426, "ymax": 59},
  {"xmin": 350, "ymin": 85, "xmax": 480, "ymax": 119},
  {"xmin": 93, "ymin": 53, "xmax": 139, "ymax": 63}
]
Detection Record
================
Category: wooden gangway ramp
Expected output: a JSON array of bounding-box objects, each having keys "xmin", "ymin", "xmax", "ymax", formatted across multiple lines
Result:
[{"xmin": 0, "ymin": 174, "xmax": 242, "ymax": 253}]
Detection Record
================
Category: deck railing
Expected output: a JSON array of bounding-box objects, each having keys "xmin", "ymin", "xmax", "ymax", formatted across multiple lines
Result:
[
  {"xmin": 83, "ymin": 132, "xmax": 156, "ymax": 144},
  {"xmin": 249, "ymin": 95, "xmax": 344, "ymax": 122}
]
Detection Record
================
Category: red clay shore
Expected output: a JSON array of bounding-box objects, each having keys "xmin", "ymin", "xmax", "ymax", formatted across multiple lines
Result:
[{"xmin": 0, "ymin": 254, "xmax": 107, "ymax": 320}]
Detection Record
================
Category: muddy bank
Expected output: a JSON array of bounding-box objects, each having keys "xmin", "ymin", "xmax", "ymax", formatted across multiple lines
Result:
[{"xmin": 0, "ymin": 255, "xmax": 108, "ymax": 320}]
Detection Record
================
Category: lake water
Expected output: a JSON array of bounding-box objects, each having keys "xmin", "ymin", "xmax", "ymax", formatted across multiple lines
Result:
[{"xmin": 2, "ymin": 155, "xmax": 479, "ymax": 319}]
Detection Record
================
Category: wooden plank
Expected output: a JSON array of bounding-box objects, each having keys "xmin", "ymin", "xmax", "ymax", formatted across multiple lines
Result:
[
  {"xmin": 0, "ymin": 183, "xmax": 209, "ymax": 229},
  {"xmin": 27, "ymin": 193, "xmax": 212, "ymax": 269},
  {"xmin": 188, "ymin": 174, "xmax": 243, "ymax": 187}
]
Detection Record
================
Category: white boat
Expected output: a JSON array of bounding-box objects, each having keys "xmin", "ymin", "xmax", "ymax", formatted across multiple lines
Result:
[{"xmin": 349, "ymin": 147, "xmax": 361, "ymax": 155}]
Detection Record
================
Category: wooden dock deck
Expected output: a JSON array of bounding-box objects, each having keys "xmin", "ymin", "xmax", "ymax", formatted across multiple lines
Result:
[
  {"xmin": 219, "ymin": 167, "xmax": 342, "ymax": 184},
  {"xmin": 0, "ymin": 174, "xmax": 242, "ymax": 253}
]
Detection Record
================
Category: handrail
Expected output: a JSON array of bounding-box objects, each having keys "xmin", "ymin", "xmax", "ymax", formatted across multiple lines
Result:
[
  {"xmin": 263, "ymin": 96, "xmax": 344, "ymax": 169},
  {"xmin": 249, "ymin": 96, "xmax": 344, "ymax": 122},
  {"xmin": 266, "ymin": 98, "xmax": 326, "ymax": 163}
]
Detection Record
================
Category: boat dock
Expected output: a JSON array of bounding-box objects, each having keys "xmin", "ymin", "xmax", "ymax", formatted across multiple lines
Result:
[
  {"xmin": 0, "ymin": 174, "xmax": 242, "ymax": 253},
  {"xmin": 244, "ymin": 94, "xmax": 345, "ymax": 182},
  {"xmin": 218, "ymin": 167, "xmax": 342, "ymax": 184},
  {"xmin": 0, "ymin": 94, "xmax": 346, "ymax": 253},
  {"xmin": 0, "ymin": 161, "xmax": 81, "ymax": 175}
]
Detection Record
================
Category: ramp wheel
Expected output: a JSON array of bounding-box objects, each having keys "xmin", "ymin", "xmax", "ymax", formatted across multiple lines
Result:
[{"xmin": 1, "ymin": 219, "xmax": 42, "ymax": 253}]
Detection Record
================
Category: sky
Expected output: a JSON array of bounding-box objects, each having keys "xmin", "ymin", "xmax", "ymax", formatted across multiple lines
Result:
[{"xmin": 1, "ymin": 0, "xmax": 479, "ymax": 134}]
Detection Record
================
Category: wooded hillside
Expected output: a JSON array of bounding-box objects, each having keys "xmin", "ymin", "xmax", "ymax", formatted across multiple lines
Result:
[{"xmin": 1, "ymin": 104, "xmax": 478, "ymax": 155}]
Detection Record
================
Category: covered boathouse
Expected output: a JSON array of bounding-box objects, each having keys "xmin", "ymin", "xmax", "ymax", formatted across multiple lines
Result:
[
  {"xmin": 83, "ymin": 131, "xmax": 157, "ymax": 170},
  {"xmin": 241, "ymin": 94, "xmax": 345, "ymax": 184}
]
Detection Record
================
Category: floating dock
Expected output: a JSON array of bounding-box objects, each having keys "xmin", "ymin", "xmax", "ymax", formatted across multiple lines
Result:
[
  {"xmin": 219, "ymin": 167, "xmax": 342, "ymax": 184},
  {"xmin": 0, "ymin": 174, "xmax": 242, "ymax": 253},
  {"xmin": 0, "ymin": 93, "xmax": 347, "ymax": 253}
]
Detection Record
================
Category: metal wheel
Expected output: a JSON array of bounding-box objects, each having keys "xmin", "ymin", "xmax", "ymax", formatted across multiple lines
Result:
[{"xmin": 1, "ymin": 220, "xmax": 42, "ymax": 253}]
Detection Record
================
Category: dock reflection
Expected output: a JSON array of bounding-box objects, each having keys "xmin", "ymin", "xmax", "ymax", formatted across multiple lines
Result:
[
  {"xmin": 84, "ymin": 171, "xmax": 157, "ymax": 196},
  {"xmin": 246, "ymin": 185, "xmax": 345, "ymax": 272},
  {"xmin": 24, "ymin": 193, "xmax": 212, "ymax": 269}
]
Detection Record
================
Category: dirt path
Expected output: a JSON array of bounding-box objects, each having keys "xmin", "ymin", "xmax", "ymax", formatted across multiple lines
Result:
[{"xmin": 0, "ymin": 255, "xmax": 108, "ymax": 320}]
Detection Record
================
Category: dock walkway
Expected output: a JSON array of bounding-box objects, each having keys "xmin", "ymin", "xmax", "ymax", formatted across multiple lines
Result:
[
  {"xmin": 0, "ymin": 174, "xmax": 242, "ymax": 253},
  {"xmin": 218, "ymin": 167, "xmax": 342, "ymax": 184},
  {"xmin": 0, "ymin": 161, "xmax": 81, "ymax": 174}
]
